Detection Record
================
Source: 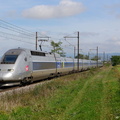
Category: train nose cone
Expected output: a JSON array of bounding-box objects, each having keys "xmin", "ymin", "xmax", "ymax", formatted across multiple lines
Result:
[
  {"xmin": 4, "ymin": 73, "xmax": 12, "ymax": 78},
  {"xmin": 0, "ymin": 72, "xmax": 13, "ymax": 81}
]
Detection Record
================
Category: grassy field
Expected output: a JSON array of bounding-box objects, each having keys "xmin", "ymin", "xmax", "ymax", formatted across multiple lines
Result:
[{"xmin": 0, "ymin": 65, "xmax": 120, "ymax": 120}]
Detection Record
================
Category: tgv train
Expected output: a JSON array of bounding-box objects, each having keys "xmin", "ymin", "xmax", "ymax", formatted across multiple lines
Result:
[{"xmin": 0, "ymin": 48, "xmax": 103, "ymax": 87}]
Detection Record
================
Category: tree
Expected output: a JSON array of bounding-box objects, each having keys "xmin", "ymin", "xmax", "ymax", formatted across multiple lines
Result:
[
  {"xmin": 75, "ymin": 54, "xmax": 84, "ymax": 59},
  {"xmin": 91, "ymin": 56, "xmax": 101, "ymax": 60},
  {"xmin": 50, "ymin": 41, "xmax": 66, "ymax": 57},
  {"xmin": 75, "ymin": 54, "xmax": 89, "ymax": 59},
  {"xmin": 111, "ymin": 56, "xmax": 120, "ymax": 66},
  {"xmin": 84, "ymin": 55, "xmax": 89, "ymax": 59}
]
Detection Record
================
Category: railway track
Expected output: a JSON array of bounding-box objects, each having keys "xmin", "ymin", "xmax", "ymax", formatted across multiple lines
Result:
[
  {"xmin": 0, "ymin": 77, "xmax": 53, "ymax": 97},
  {"xmin": 0, "ymin": 71, "xmax": 66, "ymax": 93},
  {"xmin": 0, "ymin": 85, "xmax": 19, "ymax": 92},
  {"xmin": 0, "ymin": 69, "xmax": 96, "ymax": 96}
]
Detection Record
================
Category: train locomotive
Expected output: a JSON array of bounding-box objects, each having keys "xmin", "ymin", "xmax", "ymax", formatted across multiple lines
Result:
[{"xmin": 0, "ymin": 48, "xmax": 103, "ymax": 87}]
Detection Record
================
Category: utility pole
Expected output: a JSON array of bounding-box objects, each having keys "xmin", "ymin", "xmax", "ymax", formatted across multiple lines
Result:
[
  {"xmin": 88, "ymin": 52, "xmax": 90, "ymax": 60},
  {"xmin": 77, "ymin": 31, "xmax": 80, "ymax": 71},
  {"xmin": 103, "ymin": 51, "xmax": 105, "ymax": 64},
  {"xmin": 35, "ymin": 32, "xmax": 50, "ymax": 51},
  {"xmin": 64, "ymin": 31, "xmax": 80, "ymax": 71},
  {"xmin": 89, "ymin": 46, "xmax": 99, "ymax": 67},
  {"xmin": 36, "ymin": 32, "xmax": 38, "ymax": 50},
  {"xmin": 74, "ymin": 46, "xmax": 76, "ymax": 59},
  {"xmin": 97, "ymin": 46, "xmax": 98, "ymax": 67}
]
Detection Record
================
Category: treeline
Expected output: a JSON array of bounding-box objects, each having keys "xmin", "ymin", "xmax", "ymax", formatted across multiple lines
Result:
[
  {"xmin": 111, "ymin": 56, "xmax": 120, "ymax": 66},
  {"xmin": 75, "ymin": 54, "xmax": 101, "ymax": 60},
  {"xmin": 75, "ymin": 54, "xmax": 89, "ymax": 59}
]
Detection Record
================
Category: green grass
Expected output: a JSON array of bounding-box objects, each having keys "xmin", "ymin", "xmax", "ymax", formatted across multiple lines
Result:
[{"xmin": 0, "ymin": 66, "xmax": 120, "ymax": 120}]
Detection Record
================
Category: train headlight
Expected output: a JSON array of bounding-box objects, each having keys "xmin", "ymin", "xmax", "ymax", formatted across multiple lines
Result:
[{"xmin": 5, "ymin": 73, "xmax": 12, "ymax": 78}]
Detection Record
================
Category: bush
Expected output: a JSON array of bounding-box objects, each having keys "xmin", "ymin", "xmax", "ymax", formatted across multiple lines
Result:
[{"xmin": 111, "ymin": 56, "xmax": 120, "ymax": 66}]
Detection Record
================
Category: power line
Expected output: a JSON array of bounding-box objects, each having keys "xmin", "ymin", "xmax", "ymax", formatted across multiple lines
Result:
[
  {"xmin": 0, "ymin": 19, "xmax": 34, "ymax": 34},
  {"xmin": 0, "ymin": 32, "xmax": 34, "ymax": 45},
  {"xmin": 0, "ymin": 19, "xmax": 35, "ymax": 45}
]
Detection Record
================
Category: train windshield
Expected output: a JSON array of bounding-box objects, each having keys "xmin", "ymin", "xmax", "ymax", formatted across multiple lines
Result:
[{"xmin": 1, "ymin": 55, "xmax": 18, "ymax": 64}]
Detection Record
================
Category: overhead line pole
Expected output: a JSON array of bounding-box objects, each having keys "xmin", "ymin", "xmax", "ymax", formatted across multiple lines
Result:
[
  {"xmin": 89, "ymin": 46, "xmax": 99, "ymax": 67},
  {"xmin": 36, "ymin": 32, "xmax": 38, "ymax": 50},
  {"xmin": 97, "ymin": 46, "xmax": 98, "ymax": 67},
  {"xmin": 64, "ymin": 31, "xmax": 80, "ymax": 71},
  {"xmin": 77, "ymin": 31, "xmax": 79, "ymax": 71},
  {"xmin": 103, "ymin": 51, "xmax": 105, "ymax": 64},
  {"xmin": 36, "ymin": 31, "xmax": 50, "ymax": 51}
]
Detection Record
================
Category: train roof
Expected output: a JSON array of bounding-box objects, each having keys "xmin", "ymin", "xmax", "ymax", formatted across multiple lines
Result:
[
  {"xmin": 4, "ymin": 48, "xmax": 101, "ymax": 62},
  {"xmin": 4, "ymin": 48, "xmax": 61, "ymax": 57}
]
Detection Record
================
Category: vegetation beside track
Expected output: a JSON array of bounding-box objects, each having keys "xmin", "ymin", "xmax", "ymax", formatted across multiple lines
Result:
[{"xmin": 0, "ymin": 65, "xmax": 120, "ymax": 120}]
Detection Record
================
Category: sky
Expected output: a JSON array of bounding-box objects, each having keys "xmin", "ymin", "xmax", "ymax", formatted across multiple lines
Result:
[{"xmin": 0, "ymin": 0, "xmax": 120, "ymax": 57}]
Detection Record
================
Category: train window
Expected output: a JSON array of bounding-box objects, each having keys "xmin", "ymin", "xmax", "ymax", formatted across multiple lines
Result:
[
  {"xmin": 1, "ymin": 55, "xmax": 18, "ymax": 64},
  {"xmin": 31, "ymin": 51, "xmax": 45, "ymax": 56}
]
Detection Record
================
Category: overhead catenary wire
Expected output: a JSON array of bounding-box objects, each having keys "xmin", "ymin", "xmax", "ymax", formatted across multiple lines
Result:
[
  {"xmin": 0, "ymin": 19, "xmax": 34, "ymax": 34},
  {"xmin": 0, "ymin": 19, "xmax": 35, "ymax": 36},
  {"xmin": 0, "ymin": 19, "xmax": 79, "ymax": 57},
  {"xmin": 0, "ymin": 33, "xmax": 34, "ymax": 45},
  {"xmin": 0, "ymin": 19, "xmax": 36, "ymax": 46}
]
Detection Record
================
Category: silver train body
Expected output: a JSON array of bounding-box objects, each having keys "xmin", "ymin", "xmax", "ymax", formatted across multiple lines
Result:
[{"xmin": 0, "ymin": 48, "xmax": 103, "ymax": 86}]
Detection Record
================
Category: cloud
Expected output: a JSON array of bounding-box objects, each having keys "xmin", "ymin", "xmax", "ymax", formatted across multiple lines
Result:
[{"xmin": 22, "ymin": 0, "xmax": 85, "ymax": 19}]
